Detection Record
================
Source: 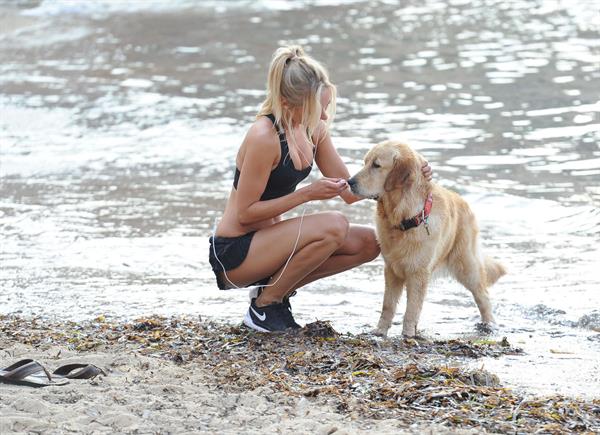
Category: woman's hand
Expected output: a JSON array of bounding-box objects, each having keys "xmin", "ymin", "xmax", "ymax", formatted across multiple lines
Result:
[
  {"xmin": 304, "ymin": 177, "xmax": 348, "ymax": 201},
  {"xmin": 421, "ymin": 160, "xmax": 433, "ymax": 181}
]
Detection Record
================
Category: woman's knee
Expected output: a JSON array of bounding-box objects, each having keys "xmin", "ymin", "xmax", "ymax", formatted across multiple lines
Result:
[
  {"xmin": 363, "ymin": 228, "xmax": 380, "ymax": 260},
  {"xmin": 320, "ymin": 211, "xmax": 349, "ymax": 246}
]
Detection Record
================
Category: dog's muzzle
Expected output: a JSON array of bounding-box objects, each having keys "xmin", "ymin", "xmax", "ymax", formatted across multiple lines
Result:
[{"xmin": 348, "ymin": 177, "xmax": 378, "ymax": 200}]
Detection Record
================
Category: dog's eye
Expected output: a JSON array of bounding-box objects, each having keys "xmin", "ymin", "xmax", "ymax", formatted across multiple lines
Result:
[{"xmin": 372, "ymin": 162, "xmax": 381, "ymax": 169}]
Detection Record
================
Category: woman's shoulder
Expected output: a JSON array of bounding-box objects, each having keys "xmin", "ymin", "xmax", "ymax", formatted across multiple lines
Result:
[
  {"xmin": 311, "ymin": 120, "xmax": 330, "ymax": 144},
  {"xmin": 244, "ymin": 116, "xmax": 280, "ymax": 150}
]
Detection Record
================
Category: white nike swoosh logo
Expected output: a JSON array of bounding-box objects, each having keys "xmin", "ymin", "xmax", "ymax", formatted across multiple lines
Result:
[{"xmin": 250, "ymin": 306, "xmax": 266, "ymax": 321}]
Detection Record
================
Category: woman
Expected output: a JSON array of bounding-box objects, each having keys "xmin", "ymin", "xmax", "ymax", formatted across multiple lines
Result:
[{"xmin": 209, "ymin": 46, "xmax": 432, "ymax": 332}]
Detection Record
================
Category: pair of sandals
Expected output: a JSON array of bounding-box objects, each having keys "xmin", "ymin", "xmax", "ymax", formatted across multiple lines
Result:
[{"xmin": 0, "ymin": 359, "xmax": 105, "ymax": 387}]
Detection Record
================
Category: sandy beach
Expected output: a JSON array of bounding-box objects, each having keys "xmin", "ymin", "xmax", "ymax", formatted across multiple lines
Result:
[
  {"xmin": 0, "ymin": 319, "xmax": 475, "ymax": 435},
  {"xmin": 1, "ymin": 315, "xmax": 598, "ymax": 434},
  {"xmin": 1, "ymin": 1, "xmax": 599, "ymax": 433},
  {"xmin": 2, "ymin": 343, "xmax": 439, "ymax": 434}
]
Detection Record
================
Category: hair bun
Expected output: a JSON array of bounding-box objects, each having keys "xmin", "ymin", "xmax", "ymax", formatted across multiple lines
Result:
[
  {"xmin": 284, "ymin": 46, "xmax": 304, "ymax": 64},
  {"xmin": 288, "ymin": 45, "xmax": 304, "ymax": 58}
]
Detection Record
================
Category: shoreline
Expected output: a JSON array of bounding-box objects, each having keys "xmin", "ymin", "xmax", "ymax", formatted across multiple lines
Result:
[{"xmin": 1, "ymin": 314, "xmax": 598, "ymax": 434}]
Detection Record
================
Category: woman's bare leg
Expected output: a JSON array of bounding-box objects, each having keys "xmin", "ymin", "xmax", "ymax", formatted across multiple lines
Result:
[
  {"xmin": 222, "ymin": 211, "xmax": 350, "ymax": 306},
  {"xmin": 289, "ymin": 224, "xmax": 380, "ymax": 291},
  {"xmin": 257, "ymin": 224, "xmax": 348, "ymax": 305}
]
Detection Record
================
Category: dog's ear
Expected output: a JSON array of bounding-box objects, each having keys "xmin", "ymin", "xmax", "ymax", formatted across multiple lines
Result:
[{"xmin": 384, "ymin": 156, "xmax": 413, "ymax": 192}]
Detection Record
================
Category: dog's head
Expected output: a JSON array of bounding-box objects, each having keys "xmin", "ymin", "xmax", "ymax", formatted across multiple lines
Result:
[{"xmin": 348, "ymin": 140, "xmax": 426, "ymax": 199}]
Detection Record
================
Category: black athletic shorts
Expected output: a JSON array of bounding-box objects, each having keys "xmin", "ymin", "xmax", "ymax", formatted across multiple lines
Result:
[{"xmin": 208, "ymin": 232, "xmax": 270, "ymax": 290}]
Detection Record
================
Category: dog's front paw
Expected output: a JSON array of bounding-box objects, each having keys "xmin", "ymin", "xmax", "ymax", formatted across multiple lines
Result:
[
  {"xmin": 475, "ymin": 322, "xmax": 498, "ymax": 335},
  {"xmin": 401, "ymin": 324, "xmax": 419, "ymax": 338},
  {"xmin": 370, "ymin": 327, "xmax": 388, "ymax": 337},
  {"xmin": 402, "ymin": 332, "xmax": 428, "ymax": 341}
]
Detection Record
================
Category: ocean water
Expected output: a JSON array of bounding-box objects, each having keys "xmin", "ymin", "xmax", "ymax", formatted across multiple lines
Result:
[{"xmin": 1, "ymin": 0, "xmax": 599, "ymax": 398}]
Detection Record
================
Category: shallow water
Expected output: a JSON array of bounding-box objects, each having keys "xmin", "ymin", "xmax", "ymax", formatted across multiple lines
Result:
[{"xmin": 1, "ymin": 0, "xmax": 599, "ymax": 398}]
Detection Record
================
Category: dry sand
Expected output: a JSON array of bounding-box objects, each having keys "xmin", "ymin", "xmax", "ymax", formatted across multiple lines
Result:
[{"xmin": 1, "ymin": 341, "xmax": 471, "ymax": 435}]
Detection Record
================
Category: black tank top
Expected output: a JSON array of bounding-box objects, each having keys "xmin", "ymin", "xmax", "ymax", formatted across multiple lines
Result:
[{"xmin": 233, "ymin": 114, "xmax": 313, "ymax": 201}]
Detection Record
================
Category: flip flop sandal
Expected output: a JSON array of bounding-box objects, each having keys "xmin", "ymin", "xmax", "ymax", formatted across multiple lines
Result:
[
  {"xmin": 0, "ymin": 359, "xmax": 69, "ymax": 387},
  {"xmin": 50, "ymin": 363, "xmax": 106, "ymax": 380}
]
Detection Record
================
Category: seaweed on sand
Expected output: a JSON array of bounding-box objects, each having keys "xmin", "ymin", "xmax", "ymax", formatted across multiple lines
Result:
[{"xmin": 1, "ymin": 314, "xmax": 598, "ymax": 433}]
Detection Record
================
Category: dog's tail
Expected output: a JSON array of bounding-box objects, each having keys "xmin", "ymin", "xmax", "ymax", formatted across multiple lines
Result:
[{"xmin": 485, "ymin": 256, "xmax": 506, "ymax": 287}]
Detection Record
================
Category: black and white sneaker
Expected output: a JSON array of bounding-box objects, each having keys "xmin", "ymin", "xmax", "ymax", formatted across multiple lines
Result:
[{"xmin": 243, "ymin": 298, "xmax": 291, "ymax": 332}]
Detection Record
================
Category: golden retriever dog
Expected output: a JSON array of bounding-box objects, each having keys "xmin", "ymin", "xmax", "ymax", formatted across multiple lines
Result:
[{"xmin": 348, "ymin": 140, "xmax": 506, "ymax": 337}]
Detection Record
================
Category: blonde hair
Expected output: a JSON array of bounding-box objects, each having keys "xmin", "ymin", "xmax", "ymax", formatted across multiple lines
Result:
[{"xmin": 257, "ymin": 45, "xmax": 336, "ymax": 146}]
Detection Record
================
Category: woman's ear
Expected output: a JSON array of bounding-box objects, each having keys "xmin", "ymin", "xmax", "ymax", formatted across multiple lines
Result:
[{"xmin": 384, "ymin": 156, "xmax": 413, "ymax": 192}]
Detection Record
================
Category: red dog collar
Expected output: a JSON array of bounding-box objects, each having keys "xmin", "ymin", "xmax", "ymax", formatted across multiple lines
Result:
[{"xmin": 394, "ymin": 192, "xmax": 433, "ymax": 235}]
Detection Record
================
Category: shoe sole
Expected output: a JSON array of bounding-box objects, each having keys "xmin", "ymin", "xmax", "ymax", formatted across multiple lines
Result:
[{"xmin": 242, "ymin": 310, "xmax": 271, "ymax": 333}]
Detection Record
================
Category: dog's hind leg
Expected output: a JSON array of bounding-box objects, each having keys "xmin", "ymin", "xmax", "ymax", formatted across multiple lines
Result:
[
  {"xmin": 372, "ymin": 263, "xmax": 404, "ymax": 337},
  {"xmin": 451, "ymin": 252, "xmax": 495, "ymax": 325},
  {"xmin": 402, "ymin": 271, "xmax": 430, "ymax": 337},
  {"xmin": 448, "ymin": 221, "xmax": 498, "ymax": 325}
]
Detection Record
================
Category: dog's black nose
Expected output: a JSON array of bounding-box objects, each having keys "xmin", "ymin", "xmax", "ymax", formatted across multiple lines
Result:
[{"xmin": 347, "ymin": 177, "xmax": 359, "ymax": 195}]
